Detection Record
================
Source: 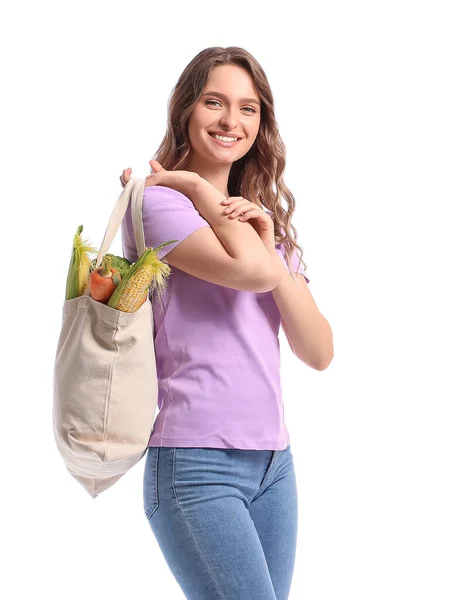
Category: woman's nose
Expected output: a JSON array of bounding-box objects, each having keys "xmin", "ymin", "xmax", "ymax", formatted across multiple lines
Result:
[{"xmin": 220, "ymin": 110, "xmax": 241, "ymax": 129}]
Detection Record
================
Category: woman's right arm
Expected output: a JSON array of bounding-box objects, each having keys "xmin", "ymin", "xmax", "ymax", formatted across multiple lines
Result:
[{"xmin": 120, "ymin": 166, "xmax": 281, "ymax": 293}]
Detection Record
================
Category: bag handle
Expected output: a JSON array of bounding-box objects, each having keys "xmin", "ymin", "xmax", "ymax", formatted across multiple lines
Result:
[
  {"xmin": 130, "ymin": 178, "xmax": 147, "ymax": 259},
  {"xmin": 82, "ymin": 177, "xmax": 146, "ymax": 297}
]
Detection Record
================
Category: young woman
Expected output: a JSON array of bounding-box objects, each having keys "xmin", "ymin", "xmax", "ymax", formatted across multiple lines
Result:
[{"xmin": 119, "ymin": 46, "xmax": 333, "ymax": 600}]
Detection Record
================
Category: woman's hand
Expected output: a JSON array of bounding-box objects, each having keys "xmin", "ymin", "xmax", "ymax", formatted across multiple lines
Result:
[
  {"xmin": 119, "ymin": 167, "xmax": 132, "ymax": 188},
  {"xmin": 144, "ymin": 160, "xmax": 199, "ymax": 198},
  {"xmin": 119, "ymin": 160, "xmax": 198, "ymax": 198},
  {"xmin": 220, "ymin": 196, "xmax": 276, "ymax": 254}
]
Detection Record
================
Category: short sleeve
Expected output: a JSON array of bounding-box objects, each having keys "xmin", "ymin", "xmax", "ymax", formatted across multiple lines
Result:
[
  {"xmin": 121, "ymin": 185, "xmax": 211, "ymax": 263},
  {"xmin": 267, "ymin": 213, "xmax": 310, "ymax": 284},
  {"xmin": 275, "ymin": 245, "xmax": 310, "ymax": 284}
]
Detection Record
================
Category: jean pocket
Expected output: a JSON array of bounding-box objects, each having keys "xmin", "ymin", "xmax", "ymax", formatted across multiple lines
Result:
[{"xmin": 143, "ymin": 447, "xmax": 160, "ymax": 519}]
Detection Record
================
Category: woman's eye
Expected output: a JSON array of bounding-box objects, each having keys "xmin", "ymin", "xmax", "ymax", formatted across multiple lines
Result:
[
  {"xmin": 205, "ymin": 100, "xmax": 256, "ymax": 113},
  {"xmin": 205, "ymin": 100, "xmax": 221, "ymax": 107}
]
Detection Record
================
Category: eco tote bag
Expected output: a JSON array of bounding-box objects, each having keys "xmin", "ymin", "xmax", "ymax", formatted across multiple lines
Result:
[{"xmin": 53, "ymin": 177, "xmax": 158, "ymax": 499}]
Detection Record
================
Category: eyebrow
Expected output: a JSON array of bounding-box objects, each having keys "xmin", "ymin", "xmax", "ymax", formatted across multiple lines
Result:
[{"xmin": 201, "ymin": 91, "xmax": 261, "ymax": 106}]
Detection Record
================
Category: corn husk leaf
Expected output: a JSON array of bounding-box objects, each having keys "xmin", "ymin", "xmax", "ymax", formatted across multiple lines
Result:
[{"xmin": 65, "ymin": 225, "xmax": 98, "ymax": 300}]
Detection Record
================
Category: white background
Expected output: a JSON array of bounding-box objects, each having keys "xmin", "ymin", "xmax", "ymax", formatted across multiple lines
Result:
[{"xmin": 2, "ymin": 1, "xmax": 449, "ymax": 598}]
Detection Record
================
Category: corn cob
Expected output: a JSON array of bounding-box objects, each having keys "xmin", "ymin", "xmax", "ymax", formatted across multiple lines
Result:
[
  {"xmin": 107, "ymin": 240, "xmax": 178, "ymax": 312},
  {"xmin": 65, "ymin": 225, "xmax": 98, "ymax": 300}
]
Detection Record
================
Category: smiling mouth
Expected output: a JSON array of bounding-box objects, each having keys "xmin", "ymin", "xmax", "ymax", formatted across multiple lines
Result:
[{"xmin": 208, "ymin": 133, "xmax": 242, "ymax": 146}]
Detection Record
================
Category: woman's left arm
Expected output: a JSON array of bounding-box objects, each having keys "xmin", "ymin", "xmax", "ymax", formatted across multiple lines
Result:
[{"xmin": 269, "ymin": 250, "xmax": 334, "ymax": 370}]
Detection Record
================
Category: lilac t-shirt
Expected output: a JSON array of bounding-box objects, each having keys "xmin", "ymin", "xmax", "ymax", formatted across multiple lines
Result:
[{"xmin": 121, "ymin": 185, "xmax": 310, "ymax": 450}]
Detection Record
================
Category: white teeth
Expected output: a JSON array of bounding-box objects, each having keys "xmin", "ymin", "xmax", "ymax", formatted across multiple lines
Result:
[{"xmin": 211, "ymin": 134, "xmax": 239, "ymax": 142}]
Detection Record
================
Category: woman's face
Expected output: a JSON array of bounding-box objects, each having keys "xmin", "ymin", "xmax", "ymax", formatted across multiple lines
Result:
[{"xmin": 187, "ymin": 64, "xmax": 262, "ymax": 166}]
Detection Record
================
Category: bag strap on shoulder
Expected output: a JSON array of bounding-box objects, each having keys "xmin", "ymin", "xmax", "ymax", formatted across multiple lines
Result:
[
  {"xmin": 82, "ymin": 177, "xmax": 146, "ymax": 297},
  {"xmin": 130, "ymin": 178, "xmax": 146, "ymax": 258}
]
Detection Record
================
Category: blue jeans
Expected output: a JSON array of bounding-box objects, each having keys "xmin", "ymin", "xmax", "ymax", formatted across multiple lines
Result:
[{"xmin": 143, "ymin": 444, "xmax": 298, "ymax": 599}]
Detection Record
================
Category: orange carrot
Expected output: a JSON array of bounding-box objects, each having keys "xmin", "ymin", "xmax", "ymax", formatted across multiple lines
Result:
[{"xmin": 89, "ymin": 256, "xmax": 121, "ymax": 303}]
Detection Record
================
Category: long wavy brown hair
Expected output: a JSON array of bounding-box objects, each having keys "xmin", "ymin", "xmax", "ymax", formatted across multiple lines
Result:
[{"xmin": 151, "ymin": 46, "xmax": 307, "ymax": 278}]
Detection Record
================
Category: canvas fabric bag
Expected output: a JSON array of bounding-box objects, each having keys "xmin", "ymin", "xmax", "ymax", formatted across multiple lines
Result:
[{"xmin": 52, "ymin": 177, "xmax": 157, "ymax": 499}]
